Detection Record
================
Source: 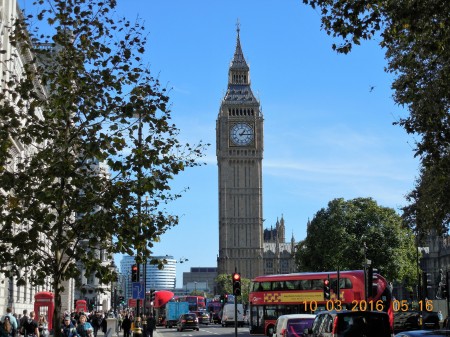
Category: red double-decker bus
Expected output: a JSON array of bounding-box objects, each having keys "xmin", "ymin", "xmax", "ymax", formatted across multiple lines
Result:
[
  {"xmin": 248, "ymin": 270, "xmax": 393, "ymax": 335},
  {"xmin": 175, "ymin": 295, "xmax": 206, "ymax": 311}
]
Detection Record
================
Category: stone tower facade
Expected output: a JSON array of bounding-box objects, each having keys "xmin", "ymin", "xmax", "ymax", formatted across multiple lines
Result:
[{"xmin": 216, "ymin": 26, "xmax": 264, "ymax": 279}]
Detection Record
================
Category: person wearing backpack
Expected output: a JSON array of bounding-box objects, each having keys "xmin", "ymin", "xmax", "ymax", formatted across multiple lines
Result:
[
  {"xmin": 0, "ymin": 316, "xmax": 13, "ymax": 337},
  {"xmin": 22, "ymin": 312, "xmax": 39, "ymax": 337}
]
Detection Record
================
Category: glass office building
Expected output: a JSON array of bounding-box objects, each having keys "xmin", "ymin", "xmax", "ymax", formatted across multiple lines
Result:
[{"xmin": 120, "ymin": 255, "xmax": 176, "ymax": 300}]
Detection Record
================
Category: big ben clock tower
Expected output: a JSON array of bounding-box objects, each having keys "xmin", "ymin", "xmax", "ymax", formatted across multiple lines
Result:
[{"xmin": 216, "ymin": 25, "xmax": 264, "ymax": 279}]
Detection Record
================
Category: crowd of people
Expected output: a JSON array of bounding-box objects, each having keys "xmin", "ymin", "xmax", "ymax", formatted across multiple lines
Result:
[
  {"xmin": 0, "ymin": 308, "xmax": 46, "ymax": 337},
  {"xmin": 0, "ymin": 308, "xmax": 156, "ymax": 337}
]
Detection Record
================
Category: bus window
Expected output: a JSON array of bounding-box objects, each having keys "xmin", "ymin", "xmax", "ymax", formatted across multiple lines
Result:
[
  {"xmin": 299, "ymin": 280, "xmax": 311, "ymax": 290},
  {"xmin": 261, "ymin": 282, "xmax": 271, "ymax": 291},
  {"xmin": 265, "ymin": 306, "xmax": 277, "ymax": 320},
  {"xmin": 285, "ymin": 280, "xmax": 299, "ymax": 290},
  {"xmin": 331, "ymin": 278, "xmax": 353, "ymax": 290},
  {"xmin": 312, "ymin": 279, "xmax": 323, "ymax": 290}
]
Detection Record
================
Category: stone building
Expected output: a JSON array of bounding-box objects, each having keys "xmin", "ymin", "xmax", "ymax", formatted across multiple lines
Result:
[{"xmin": 263, "ymin": 216, "xmax": 297, "ymax": 275}]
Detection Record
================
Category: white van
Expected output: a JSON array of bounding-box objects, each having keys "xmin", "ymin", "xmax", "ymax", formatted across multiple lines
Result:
[
  {"xmin": 221, "ymin": 303, "xmax": 244, "ymax": 327},
  {"xmin": 274, "ymin": 314, "xmax": 316, "ymax": 337}
]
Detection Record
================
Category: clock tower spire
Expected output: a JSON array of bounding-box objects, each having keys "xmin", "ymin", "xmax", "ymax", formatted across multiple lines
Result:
[{"xmin": 216, "ymin": 24, "xmax": 264, "ymax": 279}]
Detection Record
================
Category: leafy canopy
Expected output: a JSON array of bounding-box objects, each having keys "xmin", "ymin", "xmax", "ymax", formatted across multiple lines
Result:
[
  {"xmin": 302, "ymin": 0, "xmax": 450, "ymax": 233},
  {"xmin": 0, "ymin": 0, "xmax": 205, "ymax": 334},
  {"xmin": 295, "ymin": 198, "xmax": 417, "ymax": 284}
]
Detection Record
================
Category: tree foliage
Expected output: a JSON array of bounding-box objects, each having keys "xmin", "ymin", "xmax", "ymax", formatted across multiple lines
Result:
[
  {"xmin": 302, "ymin": 0, "xmax": 450, "ymax": 232},
  {"xmin": 295, "ymin": 198, "xmax": 417, "ymax": 284},
  {"xmin": 0, "ymin": 0, "xmax": 204, "ymax": 334}
]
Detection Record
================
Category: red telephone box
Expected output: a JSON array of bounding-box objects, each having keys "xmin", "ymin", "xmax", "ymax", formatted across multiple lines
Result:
[
  {"xmin": 75, "ymin": 300, "xmax": 87, "ymax": 313},
  {"xmin": 34, "ymin": 292, "xmax": 54, "ymax": 331}
]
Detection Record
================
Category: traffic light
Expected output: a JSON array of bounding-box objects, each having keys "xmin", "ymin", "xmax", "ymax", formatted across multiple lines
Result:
[
  {"xmin": 232, "ymin": 272, "xmax": 242, "ymax": 296},
  {"xmin": 225, "ymin": 294, "xmax": 228, "ymax": 303},
  {"xmin": 323, "ymin": 275, "xmax": 331, "ymax": 300},
  {"xmin": 150, "ymin": 289, "xmax": 156, "ymax": 303},
  {"xmin": 443, "ymin": 283, "xmax": 448, "ymax": 299},
  {"xmin": 367, "ymin": 266, "xmax": 378, "ymax": 297},
  {"xmin": 220, "ymin": 294, "xmax": 224, "ymax": 303},
  {"xmin": 422, "ymin": 272, "xmax": 432, "ymax": 299},
  {"xmin": 131, "ymin": 264, "xmax": 139, "ymax": 282}
]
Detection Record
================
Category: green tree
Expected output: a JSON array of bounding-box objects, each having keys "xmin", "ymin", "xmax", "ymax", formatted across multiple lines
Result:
[
  {"xmin": 302, "ymin": 0, "xmax": 450, "ymax": 232},
  {"xmin": 0, "ymin": 0, "xmax": 204, "ymax": 335},
  {"xmin": 215, "ymin": 273, "xmax": 250, "ymax": 304},
  {"xmin": 295, "ymin": 198, "xmax": 417, "ymax": 284}
]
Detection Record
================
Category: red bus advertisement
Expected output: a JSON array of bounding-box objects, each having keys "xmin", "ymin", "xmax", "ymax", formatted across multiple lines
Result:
[
  {"xmin": 175, "ymin": 295, "xmax": 206, "ymax": 311},
  {"xmin": 248, "ymin": 270, "xmax": 393, "ymax": 335}
]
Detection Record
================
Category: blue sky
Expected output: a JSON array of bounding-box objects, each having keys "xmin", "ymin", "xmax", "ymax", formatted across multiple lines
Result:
[
  {"xmin": 21, "ymin": 0, "xmax": 419, "ymax": 288},
  {"xmin": 110, "ymin": 0, "xmax": 419, "ymax": 287}
]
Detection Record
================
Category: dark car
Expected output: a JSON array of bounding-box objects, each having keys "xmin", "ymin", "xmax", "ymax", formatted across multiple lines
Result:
[
  {"xmin": 306, "ymin": 310, "xmax": 392, "ymax": 337},
  {"xmin": 190, "ymin": 311, "xmax": 209, "ymax": 325},
  {"xmin": 395, "ymin": 311, "xmax": 441, "ymax": 332},
  {"xmin": 395, "ymin": 311, "xmax": 421, "ymax": 332},
  {"xmin": 176, "ymin": 313, "xmax": 199, "ymax": 332},
  {"xmin": 395, "ymin": 330, "xmax": 450, "ymax": 336}
]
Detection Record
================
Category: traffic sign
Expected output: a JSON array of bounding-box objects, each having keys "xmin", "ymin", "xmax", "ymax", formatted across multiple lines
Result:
[
  {"xmin": 132, "ymin": 282, "xmax": 145, "ymax": 299},
  {"xmin": 128, "ymin": 298, "xmax": 137, "ymax": 307}
]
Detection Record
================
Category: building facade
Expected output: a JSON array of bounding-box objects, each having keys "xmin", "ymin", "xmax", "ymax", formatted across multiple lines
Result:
[
  {"xmin": 216, "ymin": 26, "xmax": 264, "ymax": 279},
  {"xmin": 0, "ymin": 0, "xmax": 57, "ymax": 314},
  {"xmin": 182, "ymin": 267, "xmax": 217, "ymax": 294},
  {"xmin": 263, "ymin": 216, "xmax": 297, "ymax": 275}
]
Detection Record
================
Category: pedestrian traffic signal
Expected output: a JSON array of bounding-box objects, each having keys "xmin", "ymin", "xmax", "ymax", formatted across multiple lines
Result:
[
  {"xmin": 367, "ymin": 266, "xmax": 378, "ymax": 297},
  {"xmin": 131, "ymin": 264, "xmax": 139, "ymax": 282},
  {"xmin": 422, "ymin": 271, "xmax": 432, "ymax": 299},
  {"xmin": 323, "ymin": 275, "xmax": 331, "ymax": 300},
  {"xmin": 232, "ymin": 272, "xmax": 242, "ymax": 296},
  {"xmin": 150, "ymin": 289, "xmax": 156, "ymax": 303}
]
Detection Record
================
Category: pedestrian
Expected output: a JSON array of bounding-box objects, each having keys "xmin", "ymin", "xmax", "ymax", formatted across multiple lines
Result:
[
  {"xmin": 0, "ymin": 317, "xmax": 13, "ymax": 337},
  {"xmin": 1, "ymin": 308, "xmax": 18, "ymax": 336},
  {"xmin": 100, "ymin": 314, "xmax": 106, "ymax": 336},
  {"xmin": 37, "ymin": 315, "xmax": 48, "ymax": 337},
  {"xmin": 76, "ymin": 313, "xmax": 93, "ymax": 337},
  {"xmin": 22, "ymin": 312, "xmax": 39, "ymax": 337},
  {"xmin": 90, "ymin": 313, "xmax": 102, "ymax": 337},
  {"xmin": 121, "ymin": 315, "xmax": 131, "ymax": 337},
  {"xmin": 19, "ymin": 310, "xmax": 29, "ymax": 336},
  {"xmin": 145, "ymin": 315, "xmax": 156, "ymax": 337},
  {"xmin": 61, "ymin": 316, "xmax": 77, "ymax": 337},
  {"xmin": 117, "ymin": 313, "xmax": 122, "ymax": 332}
]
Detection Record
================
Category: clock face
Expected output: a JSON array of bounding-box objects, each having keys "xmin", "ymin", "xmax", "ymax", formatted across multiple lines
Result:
[{"xmin": 230, "ymin": 123, "xmax": 254, "ymax": 146}]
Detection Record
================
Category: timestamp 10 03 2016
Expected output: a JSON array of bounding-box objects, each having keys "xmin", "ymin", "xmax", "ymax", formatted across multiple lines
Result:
[{"xmin": 300, "ymin": 299, "xmax": 433, "ymax": 312}]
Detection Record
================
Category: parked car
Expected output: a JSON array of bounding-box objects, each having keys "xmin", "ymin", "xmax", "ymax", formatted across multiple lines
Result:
[
  {"xmin": 395, "ymin": 330, "xmax": 450, "ymax": 336},
  {"xmin": 274, "ymin": 314, "xmax": 315, "ymax": 337},
  {"xmin": 176, "ymin": 313, "xmax": 199, "ymax": 332},
  {"xmin": 305, "ymin": 310, "xmax": 392, "ymax": 337},
  {"xmin": 190, "ymin": 311, "xmax": 209, "ymax": 325}
]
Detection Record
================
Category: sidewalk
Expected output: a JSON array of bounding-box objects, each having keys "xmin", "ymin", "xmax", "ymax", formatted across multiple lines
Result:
[{"xmin": 98, "ymin": 329, "xmax": 160, "ymax": 337}]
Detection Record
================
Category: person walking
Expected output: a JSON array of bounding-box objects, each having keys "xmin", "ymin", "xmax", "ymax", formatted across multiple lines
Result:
[
  {"xmin": 121, "ymin": 315, "xmax": 131, "ymax": 337},
  {"xmin": 22, "ymin": 312, "xmax": 39, "ymax": 337},
  {"xmin": 61, "ymin": 316, "xmax": 76, "ymax": 337},
  {"xmin": 37, "ymin": 315, "xmax": 48, "ymax": 337},
  {"xmin": 76, "ymin": 313, "xmax": 93, "ymax": 337},
  {"xmin": 145, "ymin": 315, "xmax": 156, "ymax": 337},
  {"xmin": 90, "ymin": 313, "xmax": 102, "ymax": 337},
  {"xmin": 1, "ymin": 308, "xmax": 18, "ymax": 337},
  {"xmin": 0, "ymin": 317, "xmax": 14, "ymax": 337},
  {"xmin": 19, "ymin": 311, "xmax": 29, "ymax": 336}
]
